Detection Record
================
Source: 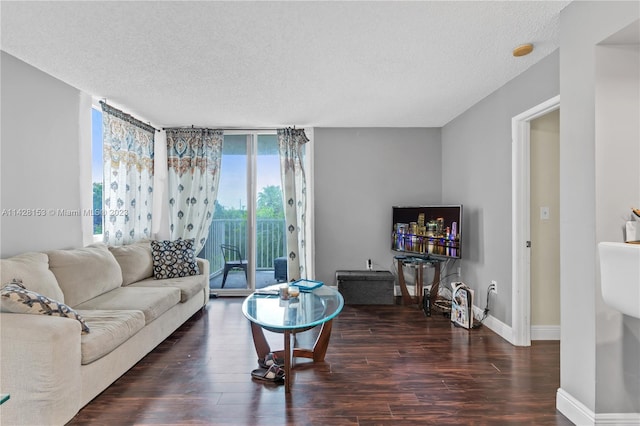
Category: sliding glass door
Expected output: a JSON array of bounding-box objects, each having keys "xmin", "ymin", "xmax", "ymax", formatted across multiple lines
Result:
[
  {"xmin": 198, "ymin": 132, "xmax": 285, "ymax": 296},
  {"xmin": 255, "ymin": 134, "xmax": 286, "ymax": 290}
]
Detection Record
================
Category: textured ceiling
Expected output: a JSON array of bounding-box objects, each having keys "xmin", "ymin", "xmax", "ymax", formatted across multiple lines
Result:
[{"xmin": 1, "ymin": 1, "xmax": 570, "ymax": 128}]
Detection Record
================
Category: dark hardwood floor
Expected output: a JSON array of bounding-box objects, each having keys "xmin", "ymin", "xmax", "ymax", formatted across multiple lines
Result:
[{"xmin": 68, "ymin": 298, "xmax": 572, "ymax": 425}]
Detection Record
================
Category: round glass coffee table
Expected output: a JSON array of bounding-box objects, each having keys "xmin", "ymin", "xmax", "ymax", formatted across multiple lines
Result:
[{"xmin": 242, "ymin": 283, "xmax": 344, "ymax": 392}]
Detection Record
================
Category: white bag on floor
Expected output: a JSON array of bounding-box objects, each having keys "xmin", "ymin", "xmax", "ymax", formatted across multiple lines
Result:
[{"xmin": 451, "ymin": 282, "xmax": 474, "ymax": 329}]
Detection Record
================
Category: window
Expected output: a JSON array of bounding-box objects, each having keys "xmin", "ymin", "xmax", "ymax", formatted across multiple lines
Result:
[{"xmin": 91, "ymin": 107, "xmax": 103, "ymax": 236}]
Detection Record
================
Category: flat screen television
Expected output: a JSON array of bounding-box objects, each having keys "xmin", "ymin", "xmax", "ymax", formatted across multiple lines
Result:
[{"xmin": 391, "ymin": 205, "xmax": 462, "ymax": 259}]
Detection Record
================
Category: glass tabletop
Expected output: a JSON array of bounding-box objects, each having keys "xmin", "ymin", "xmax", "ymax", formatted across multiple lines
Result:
[{"xmin": 242, "ymin": 284, "xmax": 344, "ymax": 332}]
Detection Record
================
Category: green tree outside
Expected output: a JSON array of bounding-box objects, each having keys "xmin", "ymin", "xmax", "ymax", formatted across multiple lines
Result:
[
  {"xmin": 93, "ymin": 182, "xmax": 102, "ymax": 234},
  {"xmin": 213, "ymin": 185, "xmax": 285, "ymax": 264},
  {"xmin": 257, "ymin": 185, "xmax": 284, "ymax": 219}
]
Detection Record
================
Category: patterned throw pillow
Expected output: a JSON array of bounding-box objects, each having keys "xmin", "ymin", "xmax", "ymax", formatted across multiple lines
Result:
[
  {"xmin": 1, "ymin": 279, "xmax": 90, "ymax": 334},
  {"xmin": 150, "ymin": 238, "xmax": 200, "ymax": 280}
]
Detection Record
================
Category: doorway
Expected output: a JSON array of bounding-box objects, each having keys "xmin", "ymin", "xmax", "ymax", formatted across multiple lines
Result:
[
  {"xmin": 529, "ymin": 110, "xmax": 560, "ymax": 340},
  {"xmin": 199, "ymin": 132, "xmax": 286, "ymax": 297},
  {"xmin": 511, "ymin": 95, "xmax": 560, "ymax": 346}
]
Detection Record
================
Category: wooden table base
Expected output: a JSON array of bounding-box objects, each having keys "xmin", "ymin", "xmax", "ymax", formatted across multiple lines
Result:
[
  {"xmin": 249, "ymin": 320, "xmax": 334, "ymax": 393},
  {"xmin": 397, "ymin": 258, "xmax": 441, "ymax": 308}
]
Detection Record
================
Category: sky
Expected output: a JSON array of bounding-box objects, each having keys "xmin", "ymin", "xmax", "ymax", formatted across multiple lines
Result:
[
  {"xmin": 92, "ymin": 108, "xmax": 103, "ymax": 183},
  {"xmin": 216, "ymin": 154, "xmax": 281, "ymax": 209}
]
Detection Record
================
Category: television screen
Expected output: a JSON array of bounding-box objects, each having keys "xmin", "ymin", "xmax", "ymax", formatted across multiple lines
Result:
[{"xmin": 391, "ymin": 205, "xmax": 462, "ymax": 259}]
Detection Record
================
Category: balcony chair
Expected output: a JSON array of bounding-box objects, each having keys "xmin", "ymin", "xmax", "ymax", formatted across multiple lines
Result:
[{"xmin": 220, "ymin": 244, "xmax": 248, "ymax": 288}]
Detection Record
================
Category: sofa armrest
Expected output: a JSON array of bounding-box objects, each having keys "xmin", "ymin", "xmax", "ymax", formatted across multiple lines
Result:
[
  {"xmin": 197, "ymin": 257, "xmax": 209, "ymax": 278},
  {"xmin": 197, "ymin": 258, "xmax": 210, "ymax": 301},
  {"xmin": 0, "ymin": 313, "xmax": 82, "ymax": 425}
]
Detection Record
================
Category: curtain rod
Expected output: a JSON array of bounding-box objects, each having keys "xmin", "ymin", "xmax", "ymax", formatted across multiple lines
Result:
[
  {"xmin": 162, "ymin": 125, "xmax": 300, "ymax": 132},
  {"xmin": 100, "ymin": 100, "xmax": 160, "ymax": 133}
]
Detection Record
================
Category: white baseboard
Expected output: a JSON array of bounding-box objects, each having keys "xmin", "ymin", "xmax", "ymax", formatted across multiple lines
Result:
[
  {"xmin": 471, "ymin": 305, "xmax": 560, "ymax": 342},
  {"xmin": 557, "ymin": 388, "xmax": 594, "ymax": 425},
  {"xmin": 596, "ymin": 412, "xmax": 640, "ymax": 425},
  {"xmin": 472, "ymin": 305, "xmax": 515, "ymax": 345},
  {"xmin": 557, "ymin": 387, "xmax": 640, "ymax": 425},
  {"xmin": 531, "ymin": 325, "xmax": 560, "ymax": 340}
]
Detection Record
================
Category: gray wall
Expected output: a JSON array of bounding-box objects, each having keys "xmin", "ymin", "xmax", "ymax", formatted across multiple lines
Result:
[
  {"xmin": 313, "ymin": 127, "xmax": 441, "ymax": 286},
  {"xmin": 560, "ymin": 0, "xmax": 640, "ymax": 418},
  {"xmin": 441, "ymin": 50, "xmax": 560, "ymax": 326},
  {"xmin": 1, "ymin": 51, "xmax": 88, "ymax": 257}
]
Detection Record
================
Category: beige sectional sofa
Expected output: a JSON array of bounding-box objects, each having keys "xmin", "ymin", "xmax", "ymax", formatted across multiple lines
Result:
[{"xmin": 0, "ymin": 240, "xmax": 210, "ymax": 425}]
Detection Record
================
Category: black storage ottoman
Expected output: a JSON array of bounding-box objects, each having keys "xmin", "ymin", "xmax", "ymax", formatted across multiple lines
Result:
[{"xmin": 335, "ymin": 270, "xmax": 395, "ymax": 305}]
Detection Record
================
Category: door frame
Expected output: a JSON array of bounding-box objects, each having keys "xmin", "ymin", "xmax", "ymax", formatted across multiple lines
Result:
[{"xmin": 511, "ymin": 95, "xmax": 560, "ymax": 346}]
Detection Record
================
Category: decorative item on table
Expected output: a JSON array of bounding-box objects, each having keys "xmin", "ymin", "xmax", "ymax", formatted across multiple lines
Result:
[
  {"xmin": 626, "ymin": 207, "xmax": 640, "ymax": 243},
  {"xmin": 279, "ymin": 283, "xmax": 289, "ymax": 300},
  {"xmin": 290, "ymin": 279, "xmax": 324, "ymax": 292},
  {"xmin": 288, "ymin": 285, "xmax": 300, "ymax": 299}
]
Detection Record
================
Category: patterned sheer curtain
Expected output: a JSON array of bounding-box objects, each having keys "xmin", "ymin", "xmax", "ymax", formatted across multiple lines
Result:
[
  {"xmin": 166, "ymin": 128, "xmax": 223, "ymax": 253},
  {"xmin": 101, "ymin": 102, "xmax": 155, "ymax": 246},
  {"xmin": 277, "ymin": 128, "xmax": 310, "ymax": 280}
]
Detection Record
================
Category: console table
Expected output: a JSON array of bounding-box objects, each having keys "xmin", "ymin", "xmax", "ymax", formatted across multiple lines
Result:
[{"xmin": 395, "ymin": 257, "xmax": 442, "ymax": 311}]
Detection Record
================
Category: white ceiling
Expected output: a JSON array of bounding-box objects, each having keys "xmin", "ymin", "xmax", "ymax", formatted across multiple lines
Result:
[{"xmin": 1, "ymin": 1, "xmax": 570, "ymax": 128}]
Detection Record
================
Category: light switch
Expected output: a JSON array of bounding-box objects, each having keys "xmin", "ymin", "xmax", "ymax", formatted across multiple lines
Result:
[{"xmin": 540, "ymin": 206, "xmax": 550, "ymax": 220}]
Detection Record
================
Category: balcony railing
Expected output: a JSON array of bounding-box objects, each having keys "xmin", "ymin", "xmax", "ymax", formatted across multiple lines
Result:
[{"xmin": 198, "ymin": 218, "xmax": 286, "ymax": 277}]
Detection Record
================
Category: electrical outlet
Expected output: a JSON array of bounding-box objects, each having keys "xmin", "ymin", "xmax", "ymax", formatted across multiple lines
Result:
[
  {"xmin": 490, "ymin": 280, "xmax": 498, "ymax": 294},
  {"xmin": 457, "ymin": 267, "xmax": 462, "ymax": 277}
]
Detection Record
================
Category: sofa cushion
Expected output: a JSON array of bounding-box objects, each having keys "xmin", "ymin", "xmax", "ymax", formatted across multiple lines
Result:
[
  {"xmin": 1, "ymin": 280, "xmax": 90, "ymax": 333},
  {"xmin": 150, "ymin": 239, "xmax": 200, "ymax": 279},
  {"xmin": 0, "ymin": 251, "xmax": 65, "ymax": 302},
  {"xmin": 131, "ymin": 274, "xmax": 206, "ymax": 303},
  {"xmin": 73, "ymin": 286, "xmax": 180, "ymax": 324},
  {"xmin": 78, "ymin": 309, "xmax": 145, "ymax": 364},
  {"xmin": 47, "ymin": 243, "xmax": 123, "ymax": 307},
  {"xmin": 108, "ymin": 240, "xmax": 154, "ymax": 286}
]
